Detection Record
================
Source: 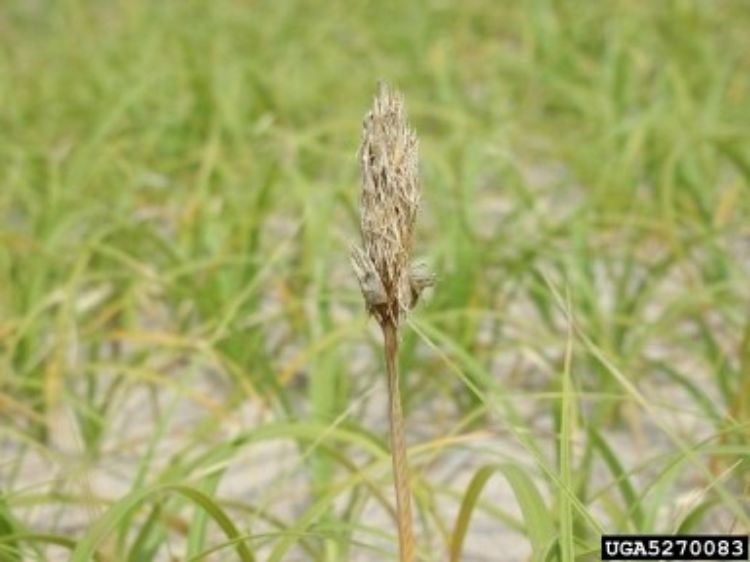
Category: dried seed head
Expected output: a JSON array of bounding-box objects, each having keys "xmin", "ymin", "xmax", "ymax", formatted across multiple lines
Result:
[{"xmin": 352, "ymin": 82, "xmax": 432, "ymax": 326}]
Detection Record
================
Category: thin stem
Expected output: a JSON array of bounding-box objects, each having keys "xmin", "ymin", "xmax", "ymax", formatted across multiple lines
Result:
[{"xmin": 382, "ymin": 320, "xmax": 415, "ymax": 562}]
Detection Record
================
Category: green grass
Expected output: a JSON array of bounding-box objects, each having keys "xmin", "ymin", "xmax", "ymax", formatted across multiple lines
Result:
[{"xmin": 1, "ymin": 0, "xmax": 749, "ymax": 560}]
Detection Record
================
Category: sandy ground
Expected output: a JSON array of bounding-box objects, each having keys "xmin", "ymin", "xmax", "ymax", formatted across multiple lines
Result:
[{"xmin": 2, "ymin": 355, "xmax": 734, "ymax": 562}]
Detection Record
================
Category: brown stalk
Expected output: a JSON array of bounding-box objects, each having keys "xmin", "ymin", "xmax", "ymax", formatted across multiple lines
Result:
[
  {"xmin": 383, "ymin": 318, "xmax": 414, "ymax": 561},
  {"xmin": 351, "ymin": 82, "xmax": 433, "ymax": 562}
]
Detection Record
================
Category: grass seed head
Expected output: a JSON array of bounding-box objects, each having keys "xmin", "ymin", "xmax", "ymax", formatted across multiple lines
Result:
[{"xmin": 352, "ymin": 82, "xmax": 432, "ymax": 326}]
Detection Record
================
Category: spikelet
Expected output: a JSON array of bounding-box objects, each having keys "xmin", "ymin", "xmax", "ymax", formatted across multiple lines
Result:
[{"xmin": 351, "ymin": 82, "xmax": 433, "ymax": 327}]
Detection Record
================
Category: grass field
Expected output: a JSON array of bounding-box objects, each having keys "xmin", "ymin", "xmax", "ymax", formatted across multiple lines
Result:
[{"xmin": 1, "ymin": 0, "xmax": 749, "ymax": 560}]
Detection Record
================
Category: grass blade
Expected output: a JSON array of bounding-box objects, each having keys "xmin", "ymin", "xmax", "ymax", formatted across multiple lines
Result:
[{"xmin": 449, "ymin": 464, "xmax": 555, "ymax": 562}]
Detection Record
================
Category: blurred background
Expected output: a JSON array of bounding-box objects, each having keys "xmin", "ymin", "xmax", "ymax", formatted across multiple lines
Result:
[{"xmin": 1, "ymin": 0, "xmax": 749, "ymax": 560}]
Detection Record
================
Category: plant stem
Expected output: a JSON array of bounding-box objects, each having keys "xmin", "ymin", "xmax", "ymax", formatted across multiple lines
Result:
[{"xmin": 382, "ymin": 319, "xmax": 415, "ymax": 562}]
